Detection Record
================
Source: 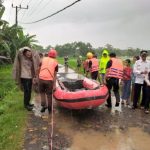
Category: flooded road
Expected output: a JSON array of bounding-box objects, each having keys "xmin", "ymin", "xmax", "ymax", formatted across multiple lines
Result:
[{"xmin": 24, "ymin": 65, "xmax": 150, "ymax": 150}]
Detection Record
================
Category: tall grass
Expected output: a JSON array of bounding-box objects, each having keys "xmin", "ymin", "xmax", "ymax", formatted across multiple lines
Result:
[
  {"xmin": 0, "ymin": 65, "xmax": 15, "ymax": 100},
  {"xmin": 0, "ymin": 65, "xmax": 27, "ymax": 150}
]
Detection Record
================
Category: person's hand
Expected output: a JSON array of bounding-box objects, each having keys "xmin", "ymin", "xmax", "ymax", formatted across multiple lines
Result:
[
  {"xmin": 53, "ymin": 85, "xmax": 56, "ymax": 92},
  {"xmin": 103, "ymin": 79, "xmax": 107, "ymax": 85},
  {"xmin": 144, "ymin": 70, "xmax": 148, "ymax": 74},
  {"xmin": 33, "ymin": 78, "xmax": 38, "ymax": 84},
  {"xmin": 141, "ymin": 71, "xmax": 148, "ymax": 74},
  {"xmin": 120, "ymin": 80, "xmax": 123, "ymax": 86}
]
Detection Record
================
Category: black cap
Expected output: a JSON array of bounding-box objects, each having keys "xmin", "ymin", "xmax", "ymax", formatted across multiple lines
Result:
[
  {"xmin": 140, "ymin": 50, "xmax": 148, "ymax": 55},
  {"xmin": 109, "ymin": 52, "xmax": 116, "ymax": 57}
]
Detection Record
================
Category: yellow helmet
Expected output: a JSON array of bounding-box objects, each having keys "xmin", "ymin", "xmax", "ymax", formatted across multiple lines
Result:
[{"xmin": 86, "ymin": 52, "xmax": 93, "ymax": 59}]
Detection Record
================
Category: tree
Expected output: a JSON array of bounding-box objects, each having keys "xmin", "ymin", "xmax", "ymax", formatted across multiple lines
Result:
[
  {"xmin": 104, "ymin": 43, "xmax": 113, "ymax": 51},
  {"xmin": 32, "ymin": 44, "xmax": 44, "ymax": 52},
  {"xmin": 0, "ymin": 4, "xmax": 38, "ymax": 61}
]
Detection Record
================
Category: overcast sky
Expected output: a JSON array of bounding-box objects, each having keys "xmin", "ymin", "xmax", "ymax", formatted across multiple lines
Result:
[{"xmin": 2, "ymin": 0, "xmax": 150, "ymax": 49}]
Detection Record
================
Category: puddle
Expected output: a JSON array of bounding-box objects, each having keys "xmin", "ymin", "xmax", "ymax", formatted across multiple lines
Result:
[
  {"xmin": 67, "ymin": 127, "xmax": 150, "ymax": 150},
  {"xmin": 53, "ymin": 109, "xmax": 150, "ymax": 150}
]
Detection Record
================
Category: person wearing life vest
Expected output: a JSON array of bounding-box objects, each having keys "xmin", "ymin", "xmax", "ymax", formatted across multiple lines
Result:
[
  {"xmin": 85, "ymin": 52, "xmax": 93, "ymax": 77},
  {"xmin": 105, "ymin": 52, "xmax": 123, "ymax": 108},
  {"xmin": 99, "ymin": 49, "xmax": 110, "ymax": 83},
  {"xmin": 38, "ymin": 48, "xmax": 58, "ymax": 113},
  {"xmin": 89, "ymin": 54, "xmax": 99, "ymax": 80}
]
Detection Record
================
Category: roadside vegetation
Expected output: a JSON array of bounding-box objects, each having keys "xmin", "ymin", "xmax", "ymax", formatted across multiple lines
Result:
[{"xmin": 0, "ymin": 65, "xmax": 27, "ymax": 150}]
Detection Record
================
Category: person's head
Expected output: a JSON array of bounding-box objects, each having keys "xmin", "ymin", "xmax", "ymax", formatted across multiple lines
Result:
[
  {"xmin": 23, "ymin": 48, "xmax": 32, "ymax": 58},
  {"xmin": 109, "ymin": 52, "xmax": 116, "ymax": 58},
  {"xmin": 140, "ymin": 50, "xmax": 148, "ymax": 61},
  {"xmin": 93, "ymin": 54, "xmax": 97, "ymax": 58},
  {"xmin": 44, "ymin": 53, "xmax": 48, "ymax": 57},
  {"xmin": 125, "ymin": 59, "xmax": 131, "ymax": 66},
  {"xmin": 79, "ymin": 55, "xmax": 82, "ymax": 59},
  {"xmin": 48, "ymin": 48, "xmax": 57, "ymax": 58},
  {"xmin": 102, "ymin": 49, "xmax": 109, "ymax": 58},
  {"xmin": 86, "ymin": 52, "xmax": 93, "ymax": 59},
  {"xmin": 133, "ymin": 55, "xmax": 140, "ymax": 63},
  {"xmin": 39, "ymin": 53, "xmax": 43, "ymax": 58},
  {"xmin": 103, "ymin": 53, "xmax": 107, "ymax": 57}
]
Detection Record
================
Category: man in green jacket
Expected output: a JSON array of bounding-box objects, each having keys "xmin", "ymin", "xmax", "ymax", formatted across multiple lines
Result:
[{"xmin": 99, "ymin": 49, "xmax": 110, "ymax": 84}]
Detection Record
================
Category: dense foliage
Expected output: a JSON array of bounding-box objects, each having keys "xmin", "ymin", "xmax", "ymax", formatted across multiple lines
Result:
[{"xmin": 0, "ymin": 4, "xmax": 37, "ymax": 61}]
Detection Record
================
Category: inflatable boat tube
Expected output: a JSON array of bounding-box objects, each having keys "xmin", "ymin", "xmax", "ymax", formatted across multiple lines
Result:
[{"xmin": 53, "ymin": 77, "xmax": 108, "ymax": 109}]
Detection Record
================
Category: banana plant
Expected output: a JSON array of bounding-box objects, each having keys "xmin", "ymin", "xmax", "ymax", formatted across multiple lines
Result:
[{"xmin": 0, "ymin": 4, "xmax": 38, "ymax": 61}]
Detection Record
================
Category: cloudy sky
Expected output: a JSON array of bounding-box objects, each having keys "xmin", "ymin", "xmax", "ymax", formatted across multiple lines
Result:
[{"xmin": 2, "ymin": 0, "xmax": 150, "ymax": 49}]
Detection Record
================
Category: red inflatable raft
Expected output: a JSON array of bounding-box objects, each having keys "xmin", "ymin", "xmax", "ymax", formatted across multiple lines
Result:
[{"xmin": 53, "ymin": 78, "xmax": 108, "ymax": 109}]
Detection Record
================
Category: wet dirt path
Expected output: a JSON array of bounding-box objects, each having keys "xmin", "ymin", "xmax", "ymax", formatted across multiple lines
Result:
[{"xmin": 23, "ymin": 65, "xmax": 150, "ymax": 150}]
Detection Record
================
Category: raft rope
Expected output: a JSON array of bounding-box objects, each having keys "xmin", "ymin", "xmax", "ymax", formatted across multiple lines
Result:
[
  {"xmin": 51, "ymin": 95, "xmax": 54, "ymax": 150},
  {"xmin": 47, "ymin": 94, "xmax": 54, "ymax": 150}
]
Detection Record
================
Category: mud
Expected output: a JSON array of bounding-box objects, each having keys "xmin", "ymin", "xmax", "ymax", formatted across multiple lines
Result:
[{"xmin": 23, "ymin": 65, "xmax": 150, "ymax": 150}]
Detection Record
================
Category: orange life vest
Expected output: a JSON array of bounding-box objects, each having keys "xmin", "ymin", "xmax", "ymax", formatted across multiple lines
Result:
[
  {"xmin": 39, "ymin": 57, "xmax": 58, "ymax": 80},
  {"xmin": 90, "ymin": 58, "xmax": 99, "ymax": 72},
  {"xmin": 106, "ymin": 58, "xmax": 123, "ymax": 79}
]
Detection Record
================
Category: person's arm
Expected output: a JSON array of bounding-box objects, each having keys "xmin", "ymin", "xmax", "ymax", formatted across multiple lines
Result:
[
  {"xmin": 97, "ymin": 71, "xmax": 102, "ymax": 84},
  {"xmin": 103, "ymin": 60, "xmax": 112, "ymax": 84},
  {"xmin": 133, "ymin": 61, "xmax": 142, "ymax": 75},
  {"xmin": 144, "ymin": 73, "xmax": 150, "ymax": 86},
  {"xmin": 37, "ymin": 62, "xmax": 42, "ymax": 77},
  {"xmin": 99, "ymin": 59, "xmax": 104, "ymax": 71},
  {"xmin": 33, "ymin": 62, "xmax": 42, "ymax": 84},
  {"xmin": 53, "ymin": 65, "xmax": 58, "ymax": 90}
]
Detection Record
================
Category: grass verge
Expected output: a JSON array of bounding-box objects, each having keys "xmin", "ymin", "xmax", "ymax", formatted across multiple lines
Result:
[{"xmin": 0, "ymin": 65, "xmax": 28, "ymax": 150}]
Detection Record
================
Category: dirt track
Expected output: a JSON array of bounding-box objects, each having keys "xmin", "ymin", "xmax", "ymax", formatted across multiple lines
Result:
[{"xmin": 23, "ymin": 65, "xmax": 150, "ymax": 150}]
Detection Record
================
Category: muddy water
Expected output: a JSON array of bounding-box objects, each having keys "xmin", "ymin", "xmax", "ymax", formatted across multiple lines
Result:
[
  {"xmin": 69, "ymin": 128, "xmax": 150, "ymax": 150},
  {"xmin": 54, "ymin": 111, "xmax": 150, "ymax": 150}
]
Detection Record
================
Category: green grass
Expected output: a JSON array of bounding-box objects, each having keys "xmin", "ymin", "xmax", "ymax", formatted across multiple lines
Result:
[
  {"xmin": 0, "ymin": 65, "xmax": 15, "ymax": 100},
  {"xmin": 0, "ymin": 65, "xmax": 27, "ymax": 150},
  {"xmin": 57, "ymin": 57, "xmax": 77, "ymax": 69},
  {"xmin": 57, "ymin": 57, "xmax": 85, "ymax": 74}
]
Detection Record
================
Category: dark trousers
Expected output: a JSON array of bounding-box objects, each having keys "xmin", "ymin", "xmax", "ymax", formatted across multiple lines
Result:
[
  {"xmin": 133, "ymin": 82, "xmax": 146, "ymax": 108},
  {"xmin": 106, "ymin": 78, "xmax": 120, "ymax": 106},
  {"xmin": 130, "ymin": 83, "xmax": 135, "ymax": 102},
  {"xmin": 91, "ymin": 71, "xmax": 98, "ymax": 80},
  {"xmin": 145, "ymin": 86, "xmax": 150, "ymax": 109},
  {"xmin": 39, "ymin": 79, "xmax": 53, "ymax": 109},
  {"xmin": 21, "ymin": 78, "xmax": 32, "ymax": 106}
]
